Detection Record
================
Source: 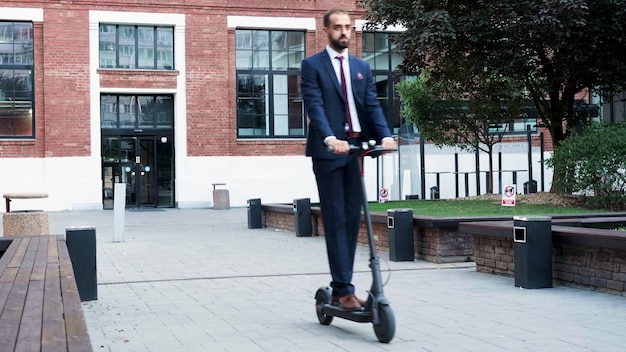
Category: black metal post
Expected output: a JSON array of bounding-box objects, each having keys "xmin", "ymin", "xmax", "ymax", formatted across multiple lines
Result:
[
  {"xmin": 420, "ymin": 134, "xmax": 426, "ymax": 200},
  {"xmin": 498, "ymin": 152, "xmax": 503, "ymax": 194},
  {"xmin": 527, "ymin": 124, "xmax": 533, "ymax": 183},
  {"xmin": 539, "ymin": 132, "xmax": 546, "ymax": 192},
  {"xmin": 475, "ymin": 145, "xmax": 480, "ymax": 195},
  {"xmin": 454, "ymin": 153, "xmax": 459, "ymax": 198}
]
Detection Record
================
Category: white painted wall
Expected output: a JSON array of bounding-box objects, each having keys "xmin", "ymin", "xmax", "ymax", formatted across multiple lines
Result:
[
  {"xmin": 0, "ymin": 156, "xmax": 102, "ymax": 212},
  {"xmin": 0, "ymin": 143, "xmax": 552, "ymax": 212}
]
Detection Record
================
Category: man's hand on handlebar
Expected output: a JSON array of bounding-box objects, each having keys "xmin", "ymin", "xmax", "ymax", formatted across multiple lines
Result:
[
  {"xmin": 381, "ymin": 137, "xmax": 398, "ymax": 151},
  {"xmin": 327, "ymin": 138, "xmax": 351, "ymax": 154},
  {"xmin": 327, "ymin": 136, "xmax": 398, "ymax": 155}
]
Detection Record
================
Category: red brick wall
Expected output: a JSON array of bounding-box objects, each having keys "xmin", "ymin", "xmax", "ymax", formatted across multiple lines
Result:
[
  {"xmin": 473, "ymin": 234, "xmax": 515, "ymax": 276},
  {"xmin": 263, "ymin": 208, "xmax": 393, "ymax": 250},
  {"xmin": 263, "ymin": 206, "xmax": 475, "ymax": 263},
  {"xmin": 42, "ymin": 9, "xmax": 91, "ymax": 158},
  {"xmin": 99, "ymin": 70, "xmax": 178, "ymax": 90},
  {"xmin": 0, "ymin": 0, "xmax": 363, "ymax": 158},
  {"xmin": 417, "ymin": 226, "xmax": 474, "ymax": 263},
  {"xmin": 473, "ymin": 234, "xmax": 626, "ymax": 295}
]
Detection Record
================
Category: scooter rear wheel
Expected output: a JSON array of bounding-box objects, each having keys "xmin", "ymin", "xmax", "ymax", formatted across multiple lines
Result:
[
  {"xmin": 315, "ymin": 290, "xmax": 333, "ymax": 325},
  {"xmin": 373, "ymin": 304, "xmax": 395, "ymax": 343}
]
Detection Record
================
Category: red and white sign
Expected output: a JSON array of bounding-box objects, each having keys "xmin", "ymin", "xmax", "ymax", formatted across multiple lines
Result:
[
  {"xmin": 379, "ymin": 188, "xmax": 389, "ymax": 203},
  {"xmin": 502, "ymin": 185, "xmax": 516, "ymax": 206}
]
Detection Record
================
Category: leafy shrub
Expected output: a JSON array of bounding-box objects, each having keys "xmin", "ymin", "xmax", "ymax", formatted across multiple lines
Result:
[{"xmin": 547, "ymin": 122, "xmax": 626, "ymax": 211}]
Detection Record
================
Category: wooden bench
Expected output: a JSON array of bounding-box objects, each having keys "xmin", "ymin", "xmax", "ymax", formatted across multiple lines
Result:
[{"xmin": 0, "ymin": 235, "xmax": 93, "ymax": 351}]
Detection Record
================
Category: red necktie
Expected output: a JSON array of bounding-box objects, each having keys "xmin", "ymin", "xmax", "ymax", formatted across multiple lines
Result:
[{"xmin": 337, "ymin": 56, "xmax": 353, "ymax": 138}]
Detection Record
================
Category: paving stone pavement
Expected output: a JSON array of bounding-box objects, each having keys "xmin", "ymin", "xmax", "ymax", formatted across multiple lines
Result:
[{"xmin": 40, "ymin": 208, "xmax": 626, "ymax": 352}]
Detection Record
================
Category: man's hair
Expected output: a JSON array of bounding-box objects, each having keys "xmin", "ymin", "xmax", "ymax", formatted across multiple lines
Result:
[{"xmin": 323, "ymin": 7, "xmax": 349, "ymax": 28}]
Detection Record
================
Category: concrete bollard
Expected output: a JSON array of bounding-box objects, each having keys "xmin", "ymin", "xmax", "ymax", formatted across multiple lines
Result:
[{"xmin": 212, "ymin": 183, "xmax": 230, "ymax": 210}]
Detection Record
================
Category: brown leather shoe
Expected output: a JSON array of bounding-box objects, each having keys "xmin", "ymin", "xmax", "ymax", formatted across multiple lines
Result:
[
  {"xmin": 332, "ymin": 295, "xmax": 367, "ymax": 307},
  {"xmin": 337, "ymin": 294, "xmax": 361, "ymax": 310}
]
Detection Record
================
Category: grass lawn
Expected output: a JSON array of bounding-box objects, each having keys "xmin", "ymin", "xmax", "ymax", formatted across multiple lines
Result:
[{"xmin": 367, "ymin": 199, "xmax": 606, "ymax": 217}]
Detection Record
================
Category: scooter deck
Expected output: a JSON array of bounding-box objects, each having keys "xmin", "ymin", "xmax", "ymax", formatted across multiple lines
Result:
[{"xmin": 320, "ymin": 304, "xmax": 372, "ymax": 323}]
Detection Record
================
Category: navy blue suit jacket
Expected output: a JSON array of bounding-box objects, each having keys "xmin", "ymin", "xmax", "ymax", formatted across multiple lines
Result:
[{"xmin": 301, "ymin": 50, "xmax": 392, "ymax": 159}]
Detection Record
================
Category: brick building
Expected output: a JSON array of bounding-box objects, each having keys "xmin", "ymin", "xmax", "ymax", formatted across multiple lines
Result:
[
  {"xmin": 0, "ymin": 1, "xmax": 383, "ymax": 211},
  {"xmin": 0, "ymin": 1, "xmax": 562, "ymax": 212}
]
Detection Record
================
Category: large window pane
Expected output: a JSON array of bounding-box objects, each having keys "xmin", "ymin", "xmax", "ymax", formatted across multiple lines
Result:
[
  {"xmin": 253, "ymin": 31, "xmax": 269, "ymax": 50},
  {"xmin": 0, "ymin": 43, "xmax": 13, "ymax": 65},
  {"xmin": 138, "ymin": 96, "xmax": 153, "ymax": 127},
  {"xmin": 137, "ymin": 27, "xmax": 154, "ymax": 69},
  {"xmin": 391, "ymin": 48, "xmax": 402, "ymax": 71},
  {"xmin": 237, "ymin": 73, "xmax": 268, "ymax": 136},
  {"xmin": 236, "ymin": 29, "xmax": 305, "ymax": 138},
  {"xmin": 156, "ymin": 96, "xmax": 173, "ymax": 127},
  {"xmin": 375, "ymin": 75, "xmax": 389, "ymax": 97},
  {"xmin": 286, "ymin": 74, "xmax": 304, "ymax": 135},
  {"xmin": 253, "ymin": 50, "xmax": 270, "ymax": 70},
  {"xmin": 0, "ymin": 69, "xmax": 33, "ymax": 137},
  {"xmin": 363, "ymin": 31, "xmax": 403, "ymax": 134},
  {"xmin": 0, "ymin": 21, "xmax": 34, "ymax": 138},
  {"xmin": 101, "ymin": 95, "xmax": 174, "ymax": 129},
  {"xmin": 99, "ymin": 24, "xmax": 117, "ymax": 68},
  {"xmin": 253, "ymin": 31, "xmax": 270, "ymax": 70},
  {"xmin": 271, "ymin": 32, "xmax": 289, "ymax": 70},
  {"xmin": 13, "ymin": 23, "xmax": 33, "ymax": 65},
  {"xmin": 156, "ymin": 28, "xmax": 174, "ymax": 69},
  {"xmin": 236, "ymin": 50, "xmax": 253, "ymax": 70},
  {"xmin": 236, "ymin": 30, "xmax": 253, "ymax": 69},
  {"xmin": 99, "ymin": 24, "xmax": 174, "ymax": 70},
  {"xmin": 272, "ymin": 31, "xmax": 305, "ymax": 70},
  {"xmin": 101, "ymin": 95, "xmax": 118, "ymax": 128},
  {"xmin": 119, "ymin": 96, "xmax": 135, "ymax": 127}
]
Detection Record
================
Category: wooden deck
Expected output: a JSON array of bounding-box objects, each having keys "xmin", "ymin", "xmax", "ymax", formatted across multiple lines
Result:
[{"xmin": 0, "ymin": 235, "xmax": 93, "ymax": 352}]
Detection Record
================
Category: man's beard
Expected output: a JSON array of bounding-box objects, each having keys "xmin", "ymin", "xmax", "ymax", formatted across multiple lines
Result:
[{"xmin": 330, "ymin": 36, "xmax": 349, "ymax": 50}]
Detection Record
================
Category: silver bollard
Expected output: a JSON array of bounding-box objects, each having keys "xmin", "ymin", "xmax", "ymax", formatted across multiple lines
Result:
[{"xmin": 113, "ymin": 183, "xmax": 125, "ymax": 243}]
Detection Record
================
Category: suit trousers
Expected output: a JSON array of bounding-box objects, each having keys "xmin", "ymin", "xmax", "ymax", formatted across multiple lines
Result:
[{"xmin": 312, "ymin": 155, "xmax": 363, "ymax": 297}]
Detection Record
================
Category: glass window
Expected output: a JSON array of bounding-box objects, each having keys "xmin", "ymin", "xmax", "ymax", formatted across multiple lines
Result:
[
  {"xmin": 99, "ymin": 24, "xmax": 174, "ymax": 70},
  {"xmin": 362, "ymin": 32, "xmax": 403, "ymax": 135},
  {"xmin": 101, "ymin": 94, "xmax": 174, "ymax": 129},
  {"xmin": 0, "ymin": 21, "xmax": 34, "ymax": 138},
  {"xmin": 236, "ymin": 29, "xmax": 305, "ymax": 138},
  {"xmin": 156, "ymin": 28, "xmax": 174, "ymax": 70}
]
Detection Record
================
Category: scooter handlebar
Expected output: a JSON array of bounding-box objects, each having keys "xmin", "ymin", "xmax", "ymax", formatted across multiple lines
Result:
[{"xmin": 326, "ymin": 140, "xmax": 397, "ymax": 156}]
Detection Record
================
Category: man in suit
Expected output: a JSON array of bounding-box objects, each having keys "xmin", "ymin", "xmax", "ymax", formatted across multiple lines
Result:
[{"xmin": 301, "ymin": 7, "xmax": 397, "ymax": 311}]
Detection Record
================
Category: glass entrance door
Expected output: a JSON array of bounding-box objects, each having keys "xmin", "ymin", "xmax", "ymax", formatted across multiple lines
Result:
[{"xmin": 102, "ymin": 135, "xmax": 173, "ymax": 209}]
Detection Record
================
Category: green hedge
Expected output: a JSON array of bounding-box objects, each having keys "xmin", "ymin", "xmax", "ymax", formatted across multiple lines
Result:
[{"xmin": 547, "ymin": 122, "xmax": 626, "ymax": 211}]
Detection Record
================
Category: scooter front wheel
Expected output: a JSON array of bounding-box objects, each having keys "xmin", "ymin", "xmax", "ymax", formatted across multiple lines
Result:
[
  {"xmin": 373, "ymin": 304, "xmax": 395, "ymax": 343},
  {"xmin": 315, "ymin": 289, "xmax": 333, "ymax": 325}
]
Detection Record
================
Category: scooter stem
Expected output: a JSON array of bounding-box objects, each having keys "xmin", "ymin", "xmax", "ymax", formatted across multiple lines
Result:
[{"xmin": 356, "ymin": 154, "xmax": 386, "ymax": 297}]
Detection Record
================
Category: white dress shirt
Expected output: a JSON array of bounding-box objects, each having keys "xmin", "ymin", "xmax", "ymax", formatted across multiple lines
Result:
[{"xmin": 326, "ymin": 46, "xmax": 362, "ymax": 134}]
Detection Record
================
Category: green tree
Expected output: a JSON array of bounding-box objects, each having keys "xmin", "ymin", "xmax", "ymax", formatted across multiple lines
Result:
[
  {"xmin": 361, "ymin": 0, "xmax": 626, "ymax": 149},
  {"xmin": 397, "ymin": 69, "xmax": 529, "ymax": 193}
]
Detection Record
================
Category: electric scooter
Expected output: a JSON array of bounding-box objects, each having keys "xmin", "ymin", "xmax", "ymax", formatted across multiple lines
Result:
[{"xmin": 315, "ymin": 141, "xmax": 396, "ymax": 343}]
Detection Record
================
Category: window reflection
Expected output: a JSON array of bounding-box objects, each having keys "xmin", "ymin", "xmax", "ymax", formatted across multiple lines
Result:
[
  {"xmin": 101, "ymin": 95, "xmax": 174, "ymax": 129},
  {"xmin": 0, "ymin": 21, "xmax": 34, "ymax": 138},
  {"xmin": 362, "ymin": 31, "xmax": 403, "ymax": 134},
  {"xmin": 99, "ymin": 24, "xmax": 174, "ymax": 70},
  {"xmin": 236, "ymin": 29, "xmax": 305, "ymax": 138}
]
